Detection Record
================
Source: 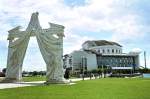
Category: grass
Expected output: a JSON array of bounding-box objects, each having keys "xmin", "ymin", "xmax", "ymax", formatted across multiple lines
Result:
[
  {"xmin": 0, "ymin": 76, "xmax": 46, "ymax": 82},
  {"xmin": 22, "ymin": 76, "xmax": 77, "ymax": 82},
  {"xmin": 0, "ymin": 78, "xmax": 150, "ymax": 99},
  {"xmin": 22, "ymin": 76, "xmax": 46, "ymax": 82},
  {"xmin": 0, "ymin": 77, "xmax": 4, "ymax": 81}
]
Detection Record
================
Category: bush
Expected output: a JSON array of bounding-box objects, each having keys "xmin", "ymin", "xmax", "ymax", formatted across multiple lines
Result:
[
  {"xmin": 139, "ymin": 68, "xmax": 150, "ymax": 73},
  {"xmin": 0, "ymin": 72, "xmax": 5, "ymax": 77}
]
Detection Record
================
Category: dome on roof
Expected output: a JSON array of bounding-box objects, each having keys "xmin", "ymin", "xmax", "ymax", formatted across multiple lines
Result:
[
  {"xmin": 83, "ymin": 40, "xmax": 122, "ymax": 47},
  {"xmin": 82, "ymin": 40, "xmax": 123, "ymax": 54}
]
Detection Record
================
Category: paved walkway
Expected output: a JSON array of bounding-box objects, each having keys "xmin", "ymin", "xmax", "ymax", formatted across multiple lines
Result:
[
  {"xmin": 0, "ymin": 77, "xmax": 94, "ymax": 89},
  {"xmin": 0, "ymin": 81, "xmax": 43, "ymax": 89}
]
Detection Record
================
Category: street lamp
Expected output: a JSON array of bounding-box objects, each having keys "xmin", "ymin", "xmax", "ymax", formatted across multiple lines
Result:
[
  {"xmin": 102, "ymin": 64, "xmax": 104, "ymax": 78},
  {"xmin": 81, "ymin": 56, "xmax": 87, "ymax": 80}
]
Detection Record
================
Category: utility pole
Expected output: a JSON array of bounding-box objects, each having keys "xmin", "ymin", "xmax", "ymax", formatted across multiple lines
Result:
[{"xmin": 144, "ymin": 51, "xmax": 147, "ymax": 69}]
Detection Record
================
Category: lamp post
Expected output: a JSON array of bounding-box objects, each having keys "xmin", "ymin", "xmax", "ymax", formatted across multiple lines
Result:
[
  {"xmin": 81, "ymin": 56, "xmax": 87, "ymax": 81},
  {"xmin": 106, "ymin": 65, "xmax": 110, "ymax": 77},
  {"xmin": 102, "ymin": 64, "xmax": 104, "ymax": 78},
  {"xmin": 144, "ymin": 51, "xmax": 147, "ymax": 69}
]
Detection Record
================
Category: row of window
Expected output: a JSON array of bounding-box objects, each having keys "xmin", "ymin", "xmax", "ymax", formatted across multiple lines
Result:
[
  {"xmin": 97, "ymin": 58, "xmax": 134, "ymax": 63},
  {"xmin": 98, "ymin": 61, "xmax": 134, "ymax": 67},
  {"xmin": 96, "ymin": 49, "xmax": 121, "ymax": 54}
]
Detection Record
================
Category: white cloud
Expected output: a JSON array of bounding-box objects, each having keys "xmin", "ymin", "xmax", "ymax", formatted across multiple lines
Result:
[
  {"xmin": 0, "ymin": 0, "xmax": 150, "ymax": 70},
  {"xmin": 0, "ymin": 0, "xmax": 147, "ymax": 42},
  {"xmin": 23, "ymin": 37, "xmax": 46, "ymax": 71},
  {"xmin": 140, "ymin": 59, "xmax": 150, "ymax": 68},
  {"xmin": 147, "ymin": 60, "xmax": 150, "ymax": 68},
  {"xmin": 64, "ymin": 34, "xmax": 93, "ymax": 54},
  {"xmin": 131, "ymin": 48, "xmax": 142, "ymax": 53}
]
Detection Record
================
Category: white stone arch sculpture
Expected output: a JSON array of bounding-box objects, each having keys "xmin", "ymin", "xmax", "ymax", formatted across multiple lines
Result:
[{"xmin": 3, "ymin": 12, "xmax": 68, "ymax": 84}]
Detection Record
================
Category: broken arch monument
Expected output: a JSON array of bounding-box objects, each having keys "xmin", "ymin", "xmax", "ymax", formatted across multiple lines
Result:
[{"xmin": 3, "ymin": 12, "xmax": 68, "ymax": 84}]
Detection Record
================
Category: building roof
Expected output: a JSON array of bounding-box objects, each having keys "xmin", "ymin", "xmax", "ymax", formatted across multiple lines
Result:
[{"xmin": 83, "ymin": 40, "xmax": 122, "ymax": 47}]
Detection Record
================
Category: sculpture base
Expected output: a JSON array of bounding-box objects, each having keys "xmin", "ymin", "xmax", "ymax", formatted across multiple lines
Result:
[
  {"xmin": 44, "ymin": 79, "xmax": 70, "ymax": 85},
  {"xmin": 0, "ymin": 78, "xmax": 21, "ymax": 83}
]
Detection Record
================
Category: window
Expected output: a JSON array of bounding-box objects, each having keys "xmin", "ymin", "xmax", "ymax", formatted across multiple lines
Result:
[
  {"xmin": 116, "ymin": 50, "xmax": 118, "ymax": 53},
  {"xmin": 120, "ymin": 59, "xmax": 122, "ymax": 62},
  {"xmin": 107, "ymin": 49, "xmax": 110, "ymax": 53},
  {"xmin": 112, "ymin": 49, "xmax": 114, "ymax": 53},
  {"xmin": 103, "ymin": 49, "xmax": 105, "ymax": 53}
]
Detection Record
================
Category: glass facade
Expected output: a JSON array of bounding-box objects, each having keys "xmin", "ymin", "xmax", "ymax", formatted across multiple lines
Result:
[{"xmin": 97, "ymin": 55, "xmax": 135, "ymax": 68}]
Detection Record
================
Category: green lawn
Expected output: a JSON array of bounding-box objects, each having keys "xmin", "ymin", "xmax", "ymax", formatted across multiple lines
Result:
[
  {"xmin": 0, "ymin": 78, "xmax": 150, "ymax": 99},
  {"xmin": 22, "ymin": 76, "xmax": 46, "ymax": 82},
  {"xmin": 0, "ymin": 76, "xmax": 46, "ymax": 82},
  {"xmin": 22, "ymin": 76, "xmax": 77, "ymax": 82}
]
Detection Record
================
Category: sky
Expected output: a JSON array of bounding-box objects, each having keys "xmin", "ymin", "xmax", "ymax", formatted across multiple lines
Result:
[{"xmin": 0, "ymin": 0, "xmax": 150, "ymax": 71}]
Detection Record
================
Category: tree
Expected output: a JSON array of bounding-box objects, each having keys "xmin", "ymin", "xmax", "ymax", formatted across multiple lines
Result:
[
  {"xmin": 32, "ymin": 71, "xmax": 38, "ymax": 76},
  {"xmin": 2, "ymin": 68, "xmax": 6, "ymax": 74}
]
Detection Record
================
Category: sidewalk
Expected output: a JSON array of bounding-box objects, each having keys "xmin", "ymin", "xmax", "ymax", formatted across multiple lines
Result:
[{"xmin": 0, "ymin": 77, "xmax": 95, "ymax": 89}]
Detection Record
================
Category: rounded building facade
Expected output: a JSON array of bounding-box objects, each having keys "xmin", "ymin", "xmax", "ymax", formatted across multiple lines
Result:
[{"xmin": 82, "ymin": 40, "xmax": 122, "ymax": 54}]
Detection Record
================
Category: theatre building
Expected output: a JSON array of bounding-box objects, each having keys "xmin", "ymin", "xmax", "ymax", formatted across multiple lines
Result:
[{"xmin": 64, "ymin": 40, "xmax": 140, "ymax": 74}]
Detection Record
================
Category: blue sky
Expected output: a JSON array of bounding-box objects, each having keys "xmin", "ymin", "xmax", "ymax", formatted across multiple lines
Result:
[{"xmin": 0, "ymin": 0, "xmax": 150, "ymax": 71}]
